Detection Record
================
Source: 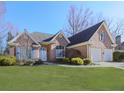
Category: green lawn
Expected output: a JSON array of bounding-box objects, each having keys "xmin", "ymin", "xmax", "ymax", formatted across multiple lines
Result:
[{"xmin": 0, "ymin": 65, "xmax": 124, "ymax": 91}]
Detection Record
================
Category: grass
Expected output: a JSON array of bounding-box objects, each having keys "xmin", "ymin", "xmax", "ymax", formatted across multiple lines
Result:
[{"xmin": 0, "ymin": 65, "xmax": 124, "ymax": 91}]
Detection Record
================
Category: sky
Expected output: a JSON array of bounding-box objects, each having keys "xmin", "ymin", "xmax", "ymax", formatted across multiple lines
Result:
[{"xmin": 4, "ymin": 1, "xmax": 124, "ymax": 36}]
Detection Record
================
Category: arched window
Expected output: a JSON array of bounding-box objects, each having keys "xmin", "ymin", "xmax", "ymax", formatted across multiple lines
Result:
[{"xmin": 56, "ymin": 46, "xmax": 65, "ymax": 58}]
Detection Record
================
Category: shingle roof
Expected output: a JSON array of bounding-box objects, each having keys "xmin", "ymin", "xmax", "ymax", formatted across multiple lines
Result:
[
  {"xmin": 43, "ymin": 32, "xmax": 60, "ymax": 42},
  {"xmin": 30, "ymin": 32, "xmax": 53, "ymax": 43},
  {"xmin": 68, "ymin": 21, "xmax": 104, "ymax": 46}
]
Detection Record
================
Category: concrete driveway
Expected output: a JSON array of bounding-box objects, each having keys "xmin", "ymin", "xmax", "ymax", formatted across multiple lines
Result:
[
  {"xmin": 58, "ymin": 62, "xmax": 124, "ymax": 69},
  {"xmin": 98, "ymin": 62, "xmax": 124, "ymax": 69}
]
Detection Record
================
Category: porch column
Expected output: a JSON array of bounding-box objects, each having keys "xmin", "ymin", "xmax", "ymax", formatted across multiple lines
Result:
[
  {"xmin": 9, "ymin": 47, "xmax": 15, "ymax": 56},
  {"xmin": 87, "ymin": 45, "xmax": 90, "ymax": 58}
]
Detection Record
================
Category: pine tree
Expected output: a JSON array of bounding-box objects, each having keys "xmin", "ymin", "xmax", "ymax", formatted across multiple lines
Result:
[
  {"xmin": 4, "ymin": 31, "xmax": 14, "ymax": 54},
  {"xmin": 7, "ymin": 31, "xmax": 13, "ymax": 42}
]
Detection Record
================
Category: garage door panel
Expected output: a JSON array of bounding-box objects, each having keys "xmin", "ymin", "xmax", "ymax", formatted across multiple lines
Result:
[
  {"xmin": 103, "ymin": 49, "xmax": 112, "ymax": 61},
  {"xmin": 90, "ymin": 48, "xmax": 101, "ymax": 62}
]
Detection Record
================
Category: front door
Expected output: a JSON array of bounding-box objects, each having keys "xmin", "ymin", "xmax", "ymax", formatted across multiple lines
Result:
[{"xmin": 40, "ymin": 47, "xmax": 47, "ymax": 61}]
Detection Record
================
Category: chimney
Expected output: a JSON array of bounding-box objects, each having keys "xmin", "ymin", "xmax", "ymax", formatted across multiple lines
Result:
[{"xmin": 115, "ymin": 35, "xmax": 121, "ymax": 45}]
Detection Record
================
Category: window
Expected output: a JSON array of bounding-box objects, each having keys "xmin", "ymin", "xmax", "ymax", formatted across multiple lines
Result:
[
  {"xmin": 31, "ymin": 48, "xmax": 35, "ymax": 59},
  {"xmin": 58, "ymin": 34, "xmax": 64, "ymax": 42},
  {"xmin": 56, "ymin": 46, "xmax": 65, "ymax": 58},
  {"xmin": 16, "ymin": 47, "xmax": 32, "ymax": 60},
  {"xmin": 100, "ymin": 32, "xmax": 105, "ymax": 42}
]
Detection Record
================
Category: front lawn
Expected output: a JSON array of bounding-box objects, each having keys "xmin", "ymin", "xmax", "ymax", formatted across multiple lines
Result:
[{"xmin": 0, "ymin": 65, "xmax": 124, "ymax": 90}]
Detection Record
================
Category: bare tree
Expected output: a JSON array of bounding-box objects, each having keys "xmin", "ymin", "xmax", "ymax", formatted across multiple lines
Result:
[
  {"xmin": 0, "ymin": 2, "xmax": 6, "ymax": 54},
  {"xmin": 18, "ymin": 30, "xmax": 32, "ymax": 61},
  {"xmin": 111, "ymin": 20, "xmax": 124, "ymax": 37},
  {"xmin": 64, "ymin": 5, "xmax": 124, "ymax": 42},
  {"xmin": 0, "ymin": 2, "xmax": 18, "ymax": 54},
  {"xmin": 64, "ymin": 6, "xmax": 93, "ymax": 36},
  {"xmin": 93, "ymin": 13, "xmax": 124, "ymax": 40}
]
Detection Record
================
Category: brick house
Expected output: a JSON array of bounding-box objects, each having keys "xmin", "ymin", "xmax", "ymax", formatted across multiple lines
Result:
[{"xmin": 8, "ymin": 21, "xmax": 116, "ymax": 62}]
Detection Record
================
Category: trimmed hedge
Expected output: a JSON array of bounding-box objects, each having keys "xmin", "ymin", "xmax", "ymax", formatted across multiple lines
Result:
[
  {"xmin": 71, "ymin": 57, "xmax": 84, "ymax": 65},
  {"xmin": 33, "ymin": 59, "xmax": 44, "ymax": 65},
  {"xmin": 113, "ymin": 51, "xmax": 124, "ymax": 62},
  {"xmin": 0, "ymin": 56, "xmax": 16, "ymax": 66},
  {"xmin": 83, "ymin": 58, "xmax": 92, "ymax": 65},
  {"xmin": 56, "ymin": 57, "xmax": 93, "ymax": 65}
]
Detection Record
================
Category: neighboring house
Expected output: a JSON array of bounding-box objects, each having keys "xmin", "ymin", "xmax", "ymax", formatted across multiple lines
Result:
[
  {"xmin": 8, "ymin": 21, "xmax": 116, "ymax": 62},
  {"xmin": 115, "ymin": 42, "xmax": 124, "ymax": 52},
  {"xmin": 114, "ymin": 35, "xmax": 124, "ymax": 52}
]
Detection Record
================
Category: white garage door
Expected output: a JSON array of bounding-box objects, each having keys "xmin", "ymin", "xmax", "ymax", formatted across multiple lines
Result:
[
  {"xmin": 103, "ymin": 49, "xmax": 113, "ymax": 61},
  {"xmin": 90, "ymin": 48, "xmax": 101, "ymax": 62}
]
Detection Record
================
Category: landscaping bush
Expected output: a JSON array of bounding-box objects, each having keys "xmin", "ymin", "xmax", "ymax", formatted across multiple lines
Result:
[
  {"xmin": 0, "ymin": 56, "xmax": 16, "ymax": 66},
  {"xmin": 63, "ymin": 58, "xmax": 71, "ymax": 63},
  {"xmin": 56, "ymin": 58, "xmax": 65, "ymax": 64},
  {"xmin": 33, "ymin": 59, "xmax": 44, "ymax": 65},
  {"xmin": 120, "ymin": 52, "xmax": 124, "ymax": 60},
  {"xmin": 18, "ymin": 59, "xmax": 44, "ymax": 66},
  {"xmin": 113, "ymin": 52, "xmax": 124, "ymax": 62},
  {"xmin": 56, "ymin": 58, "xmax": 71, "ymax": 64},
  {"xmin": 83, "ymin": 58, "xmax": 92, "ymax": 65},
  {"xmin": 71, "ymin": 57, "xmax": 84, "ymax": 65},
  {"xmin": 24, "ymin": 60, "xmax": 34, "ymax": 66},
  {"xmin": 56, "ymin": 58, "xmax": 63, "ymax": 62}
]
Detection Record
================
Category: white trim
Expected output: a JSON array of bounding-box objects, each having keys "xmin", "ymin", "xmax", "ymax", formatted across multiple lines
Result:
[
  {"xmin": 8, "ymin": 32, "xmax": 23, "ymax": 44},
  {"xmin": 67, "ymin": 41, "xmax": 91, "ymax": 48},
  {"xmin": 50, "ymin": 31, "xmax": 70, "ymax": 43},
  {"xmin": 111, "ymin": 44, "xmax": 117, "ymax": 47},
  {"xmin": 103, "ymin": 22, "xmax": 115, "ymax": 44}
]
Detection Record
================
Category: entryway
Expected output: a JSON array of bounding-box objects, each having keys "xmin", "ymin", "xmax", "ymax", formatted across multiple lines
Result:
[{"xmin": 40, "ymin": 47, "xmax": 47, "ymax": 61}]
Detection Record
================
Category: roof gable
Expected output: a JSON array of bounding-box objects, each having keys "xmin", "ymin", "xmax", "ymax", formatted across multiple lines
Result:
[
  {"xmin": 43, "ymin": 31, "xmax": 70, "ymax": 43},
  {"xmin": 101, "ymin": 22, "xmax": 115, "ymax": 44},
  {"xmin": 8, "ymin": 31, "xmax": 40, "ymax": 45},
  {"xmin": 68, "ymin": 21, "xmax": 104, "ymax": 46}
]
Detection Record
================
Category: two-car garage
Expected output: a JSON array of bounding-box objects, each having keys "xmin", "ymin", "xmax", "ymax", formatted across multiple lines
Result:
[{"xmin": 90, "ymin": 48, "xmax": 113, "ymax": 62}]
